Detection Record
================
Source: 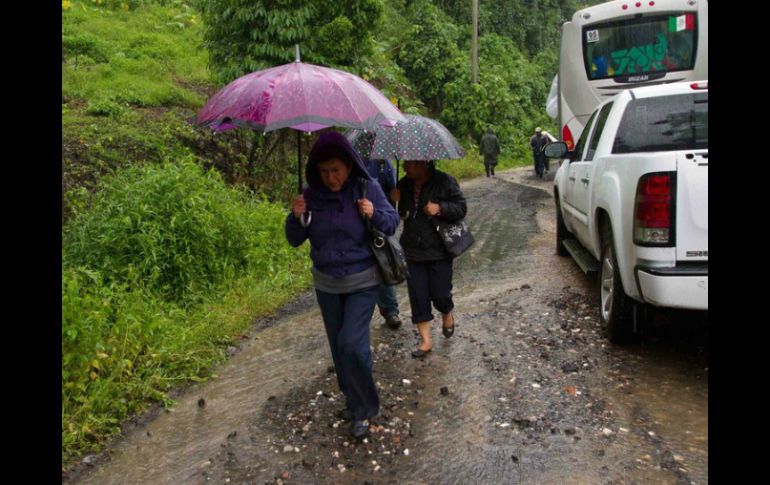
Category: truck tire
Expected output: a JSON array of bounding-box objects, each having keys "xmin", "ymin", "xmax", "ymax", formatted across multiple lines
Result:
[
  {"xmin": 599, "ymin": 226, "xmax": 635, "ymax": 344},
  {"xmin": 555, "ymin": 196, "xmax": 572, "ymax": 257}
]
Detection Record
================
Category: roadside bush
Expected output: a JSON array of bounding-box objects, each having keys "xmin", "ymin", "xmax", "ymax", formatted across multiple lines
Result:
[
  {"xmin": 63, "ymin": 160, "xmax": 289, "ymax": 304},
  {"xmin": 62, "ymin": 32, "xmax": 111, "ymax": 63},
  {"xmin": 61, "ymin": 158, "xmax": 311, "ymax": 465},
  {"xmin": 62, "ymin": 266, "xmax": 178, "ymax": 458},
  {"xmin": 86, "ymin": 99, "xmax": 125, "ymax": 117}
]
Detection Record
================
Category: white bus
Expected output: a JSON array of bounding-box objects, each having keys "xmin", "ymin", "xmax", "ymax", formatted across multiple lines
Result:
[{"xmin": 557, "ymin": 0, "xmax": 707, "ymax": 150}]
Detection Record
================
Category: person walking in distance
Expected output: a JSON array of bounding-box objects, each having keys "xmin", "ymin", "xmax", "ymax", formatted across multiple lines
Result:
[
  {"xmin": 479, "ymin": 126, "xmax": 501, "ymax": 177},
  {"xmin": 530, "ymin": 127, "xmax": 549, "ymax": 178}
]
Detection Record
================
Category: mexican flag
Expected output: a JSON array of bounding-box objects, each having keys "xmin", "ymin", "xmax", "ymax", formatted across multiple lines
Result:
[{"xmin": 669, "ymin": 13, "xmax": 695, "ymax": 32}]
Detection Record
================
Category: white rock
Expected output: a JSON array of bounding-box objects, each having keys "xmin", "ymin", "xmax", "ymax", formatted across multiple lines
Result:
[
  {"xmin": 402, "ymin": 379, "xmax": 412, "ymax": 385},
  {"xmin": 532, "ymin": 383, "xmax": 541, "ymax": 389},
  {"xmin": 283, "ymin": 445, "xmax": 294, "ymax": 452},
  {"xmin": 316, "ymin": 390, "xmax": 323, "ymax": 396},
  {"xmin": 404, "ymin": 449, "xmax": 410, "ymax": 456},
  {"xmin": 619, "ymin": 427, "xmax": 629, "ymax": 433},
  {"xmin": 602, "ymin": 428, "xmax": 613, "ymax": 436}
]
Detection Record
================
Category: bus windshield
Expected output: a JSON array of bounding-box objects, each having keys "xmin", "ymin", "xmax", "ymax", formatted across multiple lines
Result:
[{"xmin": 583, "ymin": 13, "xmax": 697, "ymax": 81}]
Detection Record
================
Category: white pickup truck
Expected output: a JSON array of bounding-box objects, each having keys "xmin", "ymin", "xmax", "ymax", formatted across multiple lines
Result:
[{"xmin": 545, "ymin": 81, "xmax": 708, "ymax": 343}]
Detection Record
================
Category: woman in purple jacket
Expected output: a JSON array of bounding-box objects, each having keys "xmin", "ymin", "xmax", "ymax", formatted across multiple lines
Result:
[{"xmin": 285, "ymin": 132, "xmax": 399, "ymax": 439}]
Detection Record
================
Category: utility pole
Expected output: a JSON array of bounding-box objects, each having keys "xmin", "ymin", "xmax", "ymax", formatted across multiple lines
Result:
[
  {"xmin": 472, "ymin": 0, "xmax": 478, "ymax": 84},
  {"xmin": 534, "ymin": 0, "xmax": 542, "ymax": 51}
]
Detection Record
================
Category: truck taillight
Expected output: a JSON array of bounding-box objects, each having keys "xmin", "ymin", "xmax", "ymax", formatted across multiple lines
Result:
[
  {"xmin": 562, "ymin": 125, "xmax": 575, "ymax": 151},
  {"xmin": 634, "ymin": 172, "xmax": 675, "ymax": 246}
]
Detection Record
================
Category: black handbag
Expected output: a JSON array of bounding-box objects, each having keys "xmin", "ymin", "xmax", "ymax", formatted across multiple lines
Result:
[
  {"xmin": 434, "ymin": 217, "xmax": 475, "ymax": 257},
  {"xmin": 360, "ymin": 179, "xmax": 409, "ymax": 285}
]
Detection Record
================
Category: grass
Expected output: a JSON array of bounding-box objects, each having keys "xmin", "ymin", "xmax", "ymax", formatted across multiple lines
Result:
[{"xmin": 62, "ymin": 1, "xmax": 211, "ymax": 210}]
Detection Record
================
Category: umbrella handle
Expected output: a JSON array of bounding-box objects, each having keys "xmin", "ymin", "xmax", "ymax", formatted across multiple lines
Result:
[{"xmin": 300, "ymin": 211, "xmax": 312, "ymax": 227}]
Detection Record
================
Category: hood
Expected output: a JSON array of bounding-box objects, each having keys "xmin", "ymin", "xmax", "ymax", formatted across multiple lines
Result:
[{"xmin": 306, "ymin": 131, "xmax": 373, "ymax": 190}]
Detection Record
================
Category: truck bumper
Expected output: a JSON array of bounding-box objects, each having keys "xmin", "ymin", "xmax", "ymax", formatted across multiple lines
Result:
[{"xmin": 634, "ymin": 264, "xmax": 708, "ymax": 310}]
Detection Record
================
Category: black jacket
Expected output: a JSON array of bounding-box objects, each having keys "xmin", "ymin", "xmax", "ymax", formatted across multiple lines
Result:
[{"xmin": 397, "ymin": 169, "xmax": 467, "ymax": 261}]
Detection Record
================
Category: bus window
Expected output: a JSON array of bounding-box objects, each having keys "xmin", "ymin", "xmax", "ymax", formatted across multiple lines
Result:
[{"xmin": 583, "ymin": 13, "xmax": 697, "ymax": 80}]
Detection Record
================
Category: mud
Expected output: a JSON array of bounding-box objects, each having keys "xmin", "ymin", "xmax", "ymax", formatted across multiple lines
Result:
[{"xmin": 66, "ymin": 166, "xmax": 707, "ymax": 484}]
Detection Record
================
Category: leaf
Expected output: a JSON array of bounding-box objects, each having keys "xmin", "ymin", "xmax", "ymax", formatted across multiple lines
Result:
[{"xmin": 564, "ymin": 385, "xmax": 577, "ymax": 395}]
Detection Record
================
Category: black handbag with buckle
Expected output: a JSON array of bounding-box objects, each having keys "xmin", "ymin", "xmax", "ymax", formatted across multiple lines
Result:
[
  {"xmin": 434, "ymin": 217, "xmax": 474, "ymax": 258},
  {"xmin": 360, "ymin": 179, "xmax": 409, "ymax": 285}
]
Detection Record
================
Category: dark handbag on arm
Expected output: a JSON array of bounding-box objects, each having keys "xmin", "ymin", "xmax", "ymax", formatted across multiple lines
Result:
[
  {"xmin": 360, "ymin": 179, "xmax": 409, "ymax": 285},
  {"xmin": 433, "ymin": 216, "xmax": 475, "ymax": 258}
]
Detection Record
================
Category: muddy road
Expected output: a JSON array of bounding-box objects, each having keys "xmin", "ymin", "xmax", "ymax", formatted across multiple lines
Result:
[{"xmin": 67, "ymin": 167, "xmax": 708, "ymax": 484}]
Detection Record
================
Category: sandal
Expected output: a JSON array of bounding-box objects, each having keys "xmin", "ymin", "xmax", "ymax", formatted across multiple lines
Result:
[
  {"xmin": 442, "ymin": 314, "xmax": 455, "ymax": 338},
  {"xmin": 411, "ymin": 347, "xmax": 432, "ymax": 358}
]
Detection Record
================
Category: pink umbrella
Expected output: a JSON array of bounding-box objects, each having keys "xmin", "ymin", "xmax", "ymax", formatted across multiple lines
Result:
[{"xmin": 194, "ymin": 48, "xmax": 405, "ymax": 192}]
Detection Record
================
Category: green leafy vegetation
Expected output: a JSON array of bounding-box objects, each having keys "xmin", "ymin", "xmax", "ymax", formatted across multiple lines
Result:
[{"xmin": 62, "ymin": 160, "xmax": 311, "ymax": 466}]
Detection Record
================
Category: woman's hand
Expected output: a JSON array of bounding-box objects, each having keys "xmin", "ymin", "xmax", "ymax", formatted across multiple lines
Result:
[
  {"xmin": 358, "ymin": 198, "xmax": 374, "ymax": 219},
  {"xmin": 424, "ymin": 201, "xmax": 441, "ymax": 217},
  {"xmin": 292, "ymin": 195, "xmax": 306, "ymax": 219}
]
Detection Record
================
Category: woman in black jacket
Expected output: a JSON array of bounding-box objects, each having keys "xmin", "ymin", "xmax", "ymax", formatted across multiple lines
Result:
[{"xmin": 393, "ymin": 160, "xmax": 467, "ymax": 358}]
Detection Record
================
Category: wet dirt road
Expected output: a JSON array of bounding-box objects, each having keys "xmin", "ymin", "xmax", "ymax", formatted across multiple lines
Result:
[{"xmin": 68, "ymin": 167, "xmax": 708, "ymax": 485}]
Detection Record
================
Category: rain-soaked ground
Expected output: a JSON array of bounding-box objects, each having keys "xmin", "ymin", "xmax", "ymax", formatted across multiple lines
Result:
[{"xmin": 66, "ymin": 166, "xmax": 708, "ymax": 485}]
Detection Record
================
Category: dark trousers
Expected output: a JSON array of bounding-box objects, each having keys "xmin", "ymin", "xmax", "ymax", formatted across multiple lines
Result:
[
  {"xmin": 484, "ymin": 160, "xmax": 496, "ymax": 177},
  {"xmin": 406, "ymin": 259, "xmax": 454, "ymax": 323},
  {"xmin": 315, "ymin": 286, "xmax": 380, "ymax": 421}
]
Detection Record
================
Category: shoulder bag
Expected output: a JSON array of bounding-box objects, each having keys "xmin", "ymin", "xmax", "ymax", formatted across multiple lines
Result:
[{"xmin": 360, "ymin": 179, "xmax": 409, "ymax": 285}]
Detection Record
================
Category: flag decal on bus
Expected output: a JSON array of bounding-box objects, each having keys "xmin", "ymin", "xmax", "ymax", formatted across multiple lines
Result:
[{"xmin": 669, "ymin": 13, "xmax": 695, "ymax": 32}]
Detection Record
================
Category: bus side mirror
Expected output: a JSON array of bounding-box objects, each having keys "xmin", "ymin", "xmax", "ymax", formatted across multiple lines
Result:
[{"xmin": 543, "ymin": 141, "xmax": 569, "ymax": 159}]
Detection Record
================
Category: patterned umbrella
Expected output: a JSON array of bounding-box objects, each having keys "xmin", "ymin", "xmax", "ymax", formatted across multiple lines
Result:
[
  {"xmin": 193, "ymin": 48, "xmax": 405, "ymax": 192},
  {"xmin": 345, "ymin": 114, "xmax": 465, "ymax": 162}
]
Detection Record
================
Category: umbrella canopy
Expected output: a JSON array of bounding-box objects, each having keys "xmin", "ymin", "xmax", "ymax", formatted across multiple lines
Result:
[
  {"xmin": 194, "ymin": 61, "xmax": 405, "ymax": 134},
  {"xmin": 345, "ymin": 114, "xmax": 465, "ymax": 162},
  {"xmin": 194, "ymin": 54, "xmax": 404, "ymax": 194}
]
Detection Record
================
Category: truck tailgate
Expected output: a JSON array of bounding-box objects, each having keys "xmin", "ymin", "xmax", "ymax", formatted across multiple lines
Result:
[{"xmin": 676, "ymin": 151, "xmax": 708, "ymax": 261}]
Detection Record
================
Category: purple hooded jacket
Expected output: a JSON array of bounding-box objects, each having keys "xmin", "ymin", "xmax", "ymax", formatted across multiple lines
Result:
[{"xmin": 285, "ymin": 132, "xmax": 399, "ymax": 278}]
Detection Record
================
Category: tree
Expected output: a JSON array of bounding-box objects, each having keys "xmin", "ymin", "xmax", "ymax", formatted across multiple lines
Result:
[
  {"xmin": 396, "ymin": 1, "xmax": 462, "ymax": 113},
  {"xmin": 199, "ymin": 0, "xmax": 384, "ymax": 84}
]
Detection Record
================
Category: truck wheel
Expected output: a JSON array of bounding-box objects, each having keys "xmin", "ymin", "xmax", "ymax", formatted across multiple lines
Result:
[
  {"xmin": 599, "ymin": 227, "xmax": 635, "ymax": 344},
  {"xmin": 555, "ymin": 196, "xmax": 572, "ymax": 257}
]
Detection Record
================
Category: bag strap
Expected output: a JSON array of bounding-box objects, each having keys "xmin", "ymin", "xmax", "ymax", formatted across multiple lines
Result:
[{"xmin": 359, "ymin": 178, "xmax": 375, "ymax": 232}]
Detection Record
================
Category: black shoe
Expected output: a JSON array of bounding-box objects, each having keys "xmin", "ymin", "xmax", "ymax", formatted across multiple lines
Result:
[
  {"xmin": 411, "ymin": 347, "xmax": 432, "ymax": 358},
  {"xmin": 350, "ymin": 419, "xmax": 370, "ymax": 439},
  {"xmin": 385, "ymin": 315, "xmax": 402, "ymax": 329},
  {"xmin": 442, "ymin": 316, "xmax": 455, "ymax": 338},
  {"xmin": 336, "ymin": 408, "xmax": 353, "ymax": 421}
]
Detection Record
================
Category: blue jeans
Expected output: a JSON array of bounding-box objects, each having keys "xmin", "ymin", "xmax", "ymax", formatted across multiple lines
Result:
[
  {"xmin": 376, "ymin": 284, "xmax": 399, "ymax": 318},
  {"xmin": 315, "ymin": 286, "xmax": 380, "ymax": 421}
]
